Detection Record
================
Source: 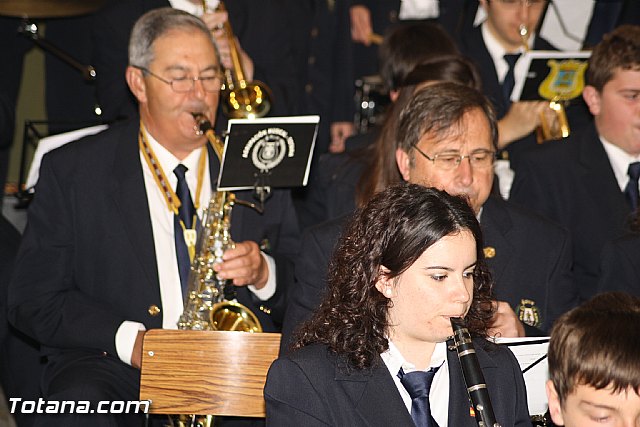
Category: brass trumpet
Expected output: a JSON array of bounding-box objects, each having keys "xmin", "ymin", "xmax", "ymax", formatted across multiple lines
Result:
[
  {"xmin": 519, "ymin": 24, "xmax": 570, "ymax": 143},
  {"xmin": 203, "ymin": 0, "xmax": 272, "ymax": 119}
]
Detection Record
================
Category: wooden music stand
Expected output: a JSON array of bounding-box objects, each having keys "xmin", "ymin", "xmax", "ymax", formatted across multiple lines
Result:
[{"xmin": 139, "ymin": 330, "xmax": 281, "ymax": 417}]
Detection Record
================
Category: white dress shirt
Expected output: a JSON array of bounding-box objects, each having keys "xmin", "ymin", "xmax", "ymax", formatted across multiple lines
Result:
[
  {"xmin": 380, "ymin": 340, "xmax": 450, "ymax": 426},
  {"xmin": 601, "ymin": 136, "xmax": 640, "ymax": 191},
  {"xmin": 115, "ymin": 131, "xmax": 276, "ymax": 365},
  {"xmin": 169, "ymin": 0, "xmax": 219, "ymax": 15},
  {"xmin": 399, "ymin": 0, "xmax": 439, "ymax": 20}
]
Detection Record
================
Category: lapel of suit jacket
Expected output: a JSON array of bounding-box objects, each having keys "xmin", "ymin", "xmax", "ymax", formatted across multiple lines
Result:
[
  {"xmin": 577, "ymin": 123, "xmax": 630, "ymax": 229},
  {"xmin": 464, "ymin": 26, "xmax": 505, "ymax": 116},
  {"xmin": 334, "ymin": 357, "xmax": 415, "ymax": 427},
  {"xmin": 109, "ymin": 120, "xmax": 159, "ymax": 291},
  {"xmin": 447, "ymin": 339, "xmax": 500, "ymax": 426},
  {"xmin": 479, "ymin": 196, "xmax": 514, "ymax": 285}
]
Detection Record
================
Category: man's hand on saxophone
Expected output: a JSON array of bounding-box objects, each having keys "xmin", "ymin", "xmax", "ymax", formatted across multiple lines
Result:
[{"xmin": 214, "ymin": 240, "xmax": 269, "ymax": 289}]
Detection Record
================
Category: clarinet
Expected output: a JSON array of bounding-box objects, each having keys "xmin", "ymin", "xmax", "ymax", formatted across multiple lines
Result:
[{"xmin": 450, "ymin": 317, "xmax": 501, "ymax": 427}]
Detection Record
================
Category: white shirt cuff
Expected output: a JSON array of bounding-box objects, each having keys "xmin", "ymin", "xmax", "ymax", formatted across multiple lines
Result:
[
  {"xmin": 248, "ymin": 252, "xmax": 276, "ymax": 300},
  {"xmin": 115, "ymin": 321, "xmax": 147, "ymax": 366}
]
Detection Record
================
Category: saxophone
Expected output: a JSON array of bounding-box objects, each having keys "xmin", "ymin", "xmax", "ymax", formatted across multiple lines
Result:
[{"xmin": 177, "ymin": 113, "xmax": 262, "ymax": 333}]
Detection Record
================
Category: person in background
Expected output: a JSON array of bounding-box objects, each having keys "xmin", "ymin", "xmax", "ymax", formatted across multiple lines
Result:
[
  {"xmin": 282, "ymin": 82, "xmax": 577, "ymax": 354},
  {"xmin": 286, "ymin": 0, "xmax": 355, "ymax": 155},
  {"xmin": 546, "ymin": 291, "xmax": 640, "ymax": 427},
  {"xmin": 349, "ymin": 0, "xmax": 476, "ymax": 81},
  {"xmin": 0, "ymin": 214, "xmax": 41, "ymax": 427},
  {"xmin": 298, "ymin": 55, "xmax": 480, "ymax": 230},
  {"xmin": 348, "ymin": 21, "xmax": 460, "ymax": 151},
  {"xmin": 9, "ymin": 9, "xmax": 298, "ymax": 426},
  {"xmin": 510, "ymin": 24, "xmax": 640, "ymax": 303},
  {"xmin": 296, "ymin": 21, "xmax": 463, "ymax": 230},
  {"xmin": 266, "ymin": 183, "xmax": 531, "ymax": 426},
  {"xmin": 457, "ymin": 0, "xmax": 557, "ymax": 169},
  {"xmin": 91, "ymin": 0, "xmax": 295, "ymax": 124},
  {"xmin": 597, "ymin": 207, "xmax": 640, "ymax": 297}
]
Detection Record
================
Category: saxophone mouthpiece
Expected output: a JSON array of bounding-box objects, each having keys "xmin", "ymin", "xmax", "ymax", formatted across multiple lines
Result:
[{"xmin": 191, "ymin": 112, "xmax": 211, "ymax": 136}]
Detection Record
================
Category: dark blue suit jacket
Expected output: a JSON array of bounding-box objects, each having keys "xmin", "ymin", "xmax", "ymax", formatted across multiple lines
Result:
[
  {"xmin": 597, "ymin": 233, "xmax": 640, "ymax": 297},
  {"xmin": 286, "ymin": 0, "xmax": 354, "ymax": 155},
  {"xmin": 8, "ymin": 119, "xmax": 299, "ymax": 361},
  {"xmin": 510, "ymin": 122, "xmax": 632, "ymax": 302},
  {"xmin": 265, "ymin": 340, "xmax": 532, "ymax": 426}
]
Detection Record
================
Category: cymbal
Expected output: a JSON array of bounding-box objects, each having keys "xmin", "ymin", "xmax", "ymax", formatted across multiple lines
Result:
[{"xmin": 0, "ymin": 0, "xmax": 107, "ymax": 18}]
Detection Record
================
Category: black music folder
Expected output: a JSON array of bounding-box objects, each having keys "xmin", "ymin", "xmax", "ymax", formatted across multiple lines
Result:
[
  {"xmin": 512, "ymin": 50, "xmax": 591, "ymax": 102},
  {"xmin": 217, "ymin": 116, "xmax": 319, "ymax": 191}
]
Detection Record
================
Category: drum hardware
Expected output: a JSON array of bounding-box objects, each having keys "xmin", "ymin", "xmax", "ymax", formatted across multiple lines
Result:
[
  {"xmin": 18, "ymin": 21, "xmax": 97, "ymax": 83},
  {"xmin": 17, "ymin": 20, "xmax": 103, "ymax": 119}
]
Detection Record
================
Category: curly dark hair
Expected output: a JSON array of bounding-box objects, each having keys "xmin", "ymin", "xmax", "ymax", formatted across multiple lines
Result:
[{"xmin": 293, "ymin": 183, "xmax": 495, "ymax": 370}]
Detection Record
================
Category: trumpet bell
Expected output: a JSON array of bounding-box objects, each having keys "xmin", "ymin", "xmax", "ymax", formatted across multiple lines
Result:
[
  {"xmin": 221, "ymin": 81, "xmax": 272, "ymax": 119},
  {"xmin": 537, "ymin": 100, "xmax": 570, "ymax": 143},
  {"xmin": 210, "ymin": 300, "xmax": 263, "ymax": 333}
]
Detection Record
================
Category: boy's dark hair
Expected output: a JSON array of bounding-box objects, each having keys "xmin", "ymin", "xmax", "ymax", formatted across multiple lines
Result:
[
  {"xmin": 548, "ymin": 291, "xmax": 640, "ymax": 403},
  {"xmin": 587, "ymin": 25, "xmax": 640, "ymax": 91}
]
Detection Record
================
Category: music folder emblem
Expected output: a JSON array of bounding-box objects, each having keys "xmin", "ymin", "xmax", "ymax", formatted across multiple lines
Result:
[{"xmin": 538, "ymin": 59, "xmax": 588, "ymax": 102}]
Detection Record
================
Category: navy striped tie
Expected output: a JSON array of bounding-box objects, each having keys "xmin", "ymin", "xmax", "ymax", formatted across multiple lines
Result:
[
  {"xmin": 502, "ymin": 53, "xmax": 521, "ymax": 107},
  {"xmin": 174, "ymin": 164, "xmax": 196, "ymax": 295},
  {"xmin": 398, "ymin": 367, "xmax": 440, "ymax": 427},
  {"xmin": 624, "ymin": 162, "xmax": 640, "ymax": 211}
]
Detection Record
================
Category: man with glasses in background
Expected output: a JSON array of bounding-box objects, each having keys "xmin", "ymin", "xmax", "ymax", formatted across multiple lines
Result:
[
  {"xmin": 282, "ymin": 82, "xmax": 578, "ymax": 352},
  {"xmin": 457, "ymin": 0, "xmax": 558, "ymax": 170},
  {"xmin": 8, "ymin": 9, "xmax": 299, "ymax": 427}
]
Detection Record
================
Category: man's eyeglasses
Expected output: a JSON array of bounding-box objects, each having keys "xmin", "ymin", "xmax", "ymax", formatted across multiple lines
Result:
[
  {"xmin": 490, "ymin": 0, "xmax": 547, "ymax": 8},
  {"xmin": 412, "ymin": 145, "xmax": 496, "ymax": 171},
  {"xmin": 133, "ymin": 66, "xmax": 222, "ymax": 93}
]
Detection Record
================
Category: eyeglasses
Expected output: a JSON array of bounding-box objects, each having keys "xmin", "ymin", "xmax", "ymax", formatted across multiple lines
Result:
[
  {"xmin": 412, "ymin": 145, "xmax": 496, "ymax": 171},
  {"xmin": 133, "ymin": 66, "xmax": 222, "ymax": 93},
  {"xmin": 490, "ymin": 0, "xmax": 547, "ymax": 8}
]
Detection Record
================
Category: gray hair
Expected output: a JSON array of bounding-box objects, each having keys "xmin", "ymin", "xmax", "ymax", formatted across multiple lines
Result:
[{"xmin": 129, "ymin": 7, "xmax": 214, "ymax": 68}]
